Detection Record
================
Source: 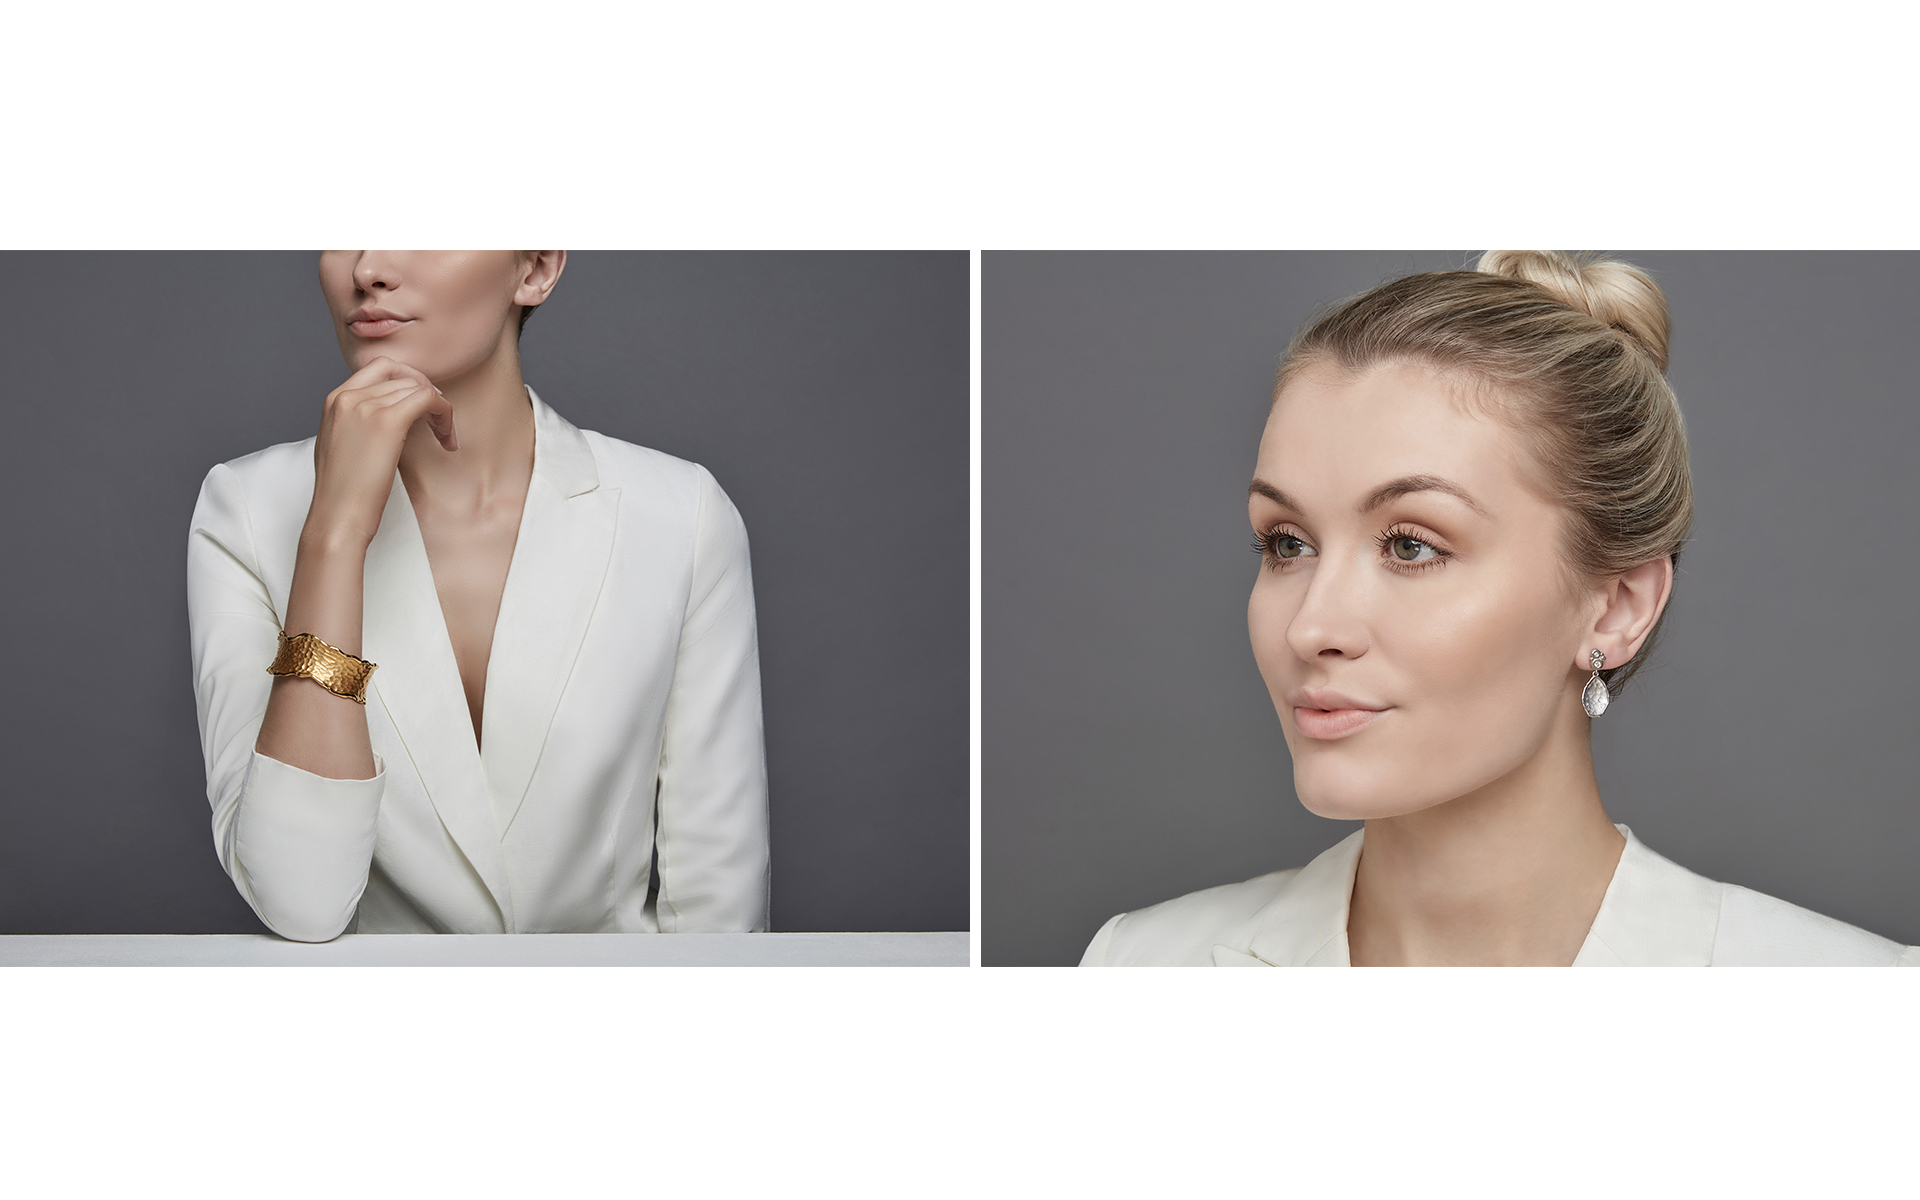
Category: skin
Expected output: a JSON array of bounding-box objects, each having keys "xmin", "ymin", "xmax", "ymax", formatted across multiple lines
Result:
[
  {"xmin": 1247, "ymin": 360, "xmax": 1673, "ymax": 966},
  {"xmin": 254, "ymin": 251, "xmax": 566, "ymax": 778}
]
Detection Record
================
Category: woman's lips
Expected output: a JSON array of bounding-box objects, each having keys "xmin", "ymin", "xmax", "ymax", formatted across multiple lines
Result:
[
  {"xmin": 1292, "ymin": 706, "xmax": 1386, "ymax": 740},
  {"xmin": 348, "ymin": 318, "xmax": 410, "ymax": 337}
]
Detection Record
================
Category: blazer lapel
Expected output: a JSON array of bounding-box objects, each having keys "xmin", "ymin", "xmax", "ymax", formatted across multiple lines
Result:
[
  {"xmin": 1207, "ymin": 823, "xmax": 1720, "ymax": 968},
  {"xmin": 1218, "ymin": 828, "xmax": 1365, "ymax": 967},
  {"xmin": 1571, "ymin": 825, "xmax": 1720, "ymax": 966},
  {"xmin": 481, "ymin": 386, "xmax": 620, "ymax": 836},
  {"xmin": 363, "ymin": 470, "xmax": 515, "ymax": 931}
]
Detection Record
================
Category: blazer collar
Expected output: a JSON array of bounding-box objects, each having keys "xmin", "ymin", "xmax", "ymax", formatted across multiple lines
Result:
[
  {"xmin": 360, "ymin": 384, "xmax": 620, "ymax": 931},
  {"xmin": 1212, "ymin": 823, "xmax": 1723, "ymax": 968},
  {"xmin": 526, "ymin": 384, "xmax": 600, "ymax": 498},
  {"xmin": 1214, "ymin": 828, "xmax": 1364, "ymax": 967},
  {"xmin": 1570, "ymin": 826, "xmax": 1721, "ymax": 966}
]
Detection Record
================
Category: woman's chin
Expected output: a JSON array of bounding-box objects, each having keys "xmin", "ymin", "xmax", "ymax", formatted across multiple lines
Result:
[
  {"xmin": 353, "ymin": 346, "xmax": 421, "ymax": 371},
  {"xmin": 1293, "ymin": 765, "xmax": 1443, "ymax": 822}
]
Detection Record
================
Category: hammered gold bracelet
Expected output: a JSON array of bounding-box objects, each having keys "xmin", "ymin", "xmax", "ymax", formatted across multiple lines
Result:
[{"xmin": 267, "ymin": 630, "xmax": 378, "ymax": 705}]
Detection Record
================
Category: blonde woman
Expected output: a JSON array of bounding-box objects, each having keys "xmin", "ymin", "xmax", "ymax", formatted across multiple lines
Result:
[
  {"xmin": 1082, "ymin": 252, "xmax": 1917, "ymax": 967},
  {"xmin": 188, "ymin": 252, "xmax": 769, "ymax": 942}
]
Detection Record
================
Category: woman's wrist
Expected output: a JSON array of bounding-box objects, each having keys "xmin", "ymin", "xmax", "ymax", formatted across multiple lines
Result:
[
  {"xmin": 288, "ymin": 522, "xmax": 371, "ymax": 658},
  {"xmin": 297, "ymin": 520, "xmax": 374, "ymax": 561}
]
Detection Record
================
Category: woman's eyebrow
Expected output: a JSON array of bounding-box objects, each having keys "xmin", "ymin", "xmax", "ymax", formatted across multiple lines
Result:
[
  {"xmin": 1246, "ymin": 478, "xmax": 1297, "ymax": 509},
  {"xmin": 1361, "ymin": 474, "xmax": 1487, "ymax": 517},
  {"xmin": 1247, "ymin": 474, "xmax": 1487, "ymax": 517}
]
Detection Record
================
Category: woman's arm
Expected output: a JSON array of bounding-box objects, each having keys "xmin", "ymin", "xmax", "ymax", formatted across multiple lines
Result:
[
  {"xmin": 652, "ymin": 465, "xmax": 772, "ymax": 932},
  {"xmin": 188, "ymin": 464, "xmax": 386, "ymax": 942},
  {"xmin": 188, "ymin": 358, "xmax": 455, "ymax": 942}
]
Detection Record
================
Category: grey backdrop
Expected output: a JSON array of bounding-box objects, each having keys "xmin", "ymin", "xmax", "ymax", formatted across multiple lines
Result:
[
  {"xmin": 0, "ymin": 251, "xmax": 967, "ymax": 935},
  {"xmin": 984, "ymin": 251, "xmax": 1920, "ymax": 966}
]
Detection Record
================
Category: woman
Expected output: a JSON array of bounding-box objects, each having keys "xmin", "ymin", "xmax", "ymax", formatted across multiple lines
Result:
[
  {"xmin": 187, "ymin": 251, "xmax": 769, "ymax": 942},
  {"xmin": 1081, "ymin": 251, "xmax": 1916, "ymax": 967}
]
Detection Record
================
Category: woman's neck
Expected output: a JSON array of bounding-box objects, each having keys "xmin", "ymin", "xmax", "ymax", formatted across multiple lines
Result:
[
  {"xmin": 1345, "ymin": 694, "xmax": 1626, "ymax": 967},
  {"xmin": 396, "ymin": 337, "xmax": 537, "ymax": 514}
]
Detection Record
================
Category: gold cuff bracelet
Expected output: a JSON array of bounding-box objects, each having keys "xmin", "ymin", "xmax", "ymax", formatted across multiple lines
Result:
[{"xmin": 267, "ymin": 630, "xmax": 378, "ymax": 705}]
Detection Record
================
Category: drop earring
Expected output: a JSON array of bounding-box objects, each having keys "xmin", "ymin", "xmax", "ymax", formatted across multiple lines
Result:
[{"xmin": 1582, "ymin": 649, "xmax": 1610, "ymax": 717}]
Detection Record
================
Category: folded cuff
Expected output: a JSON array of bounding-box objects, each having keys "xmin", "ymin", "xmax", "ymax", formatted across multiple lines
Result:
[{"xmin": 233, "ymin": 750, "xmax": 387, "ymax": 942}]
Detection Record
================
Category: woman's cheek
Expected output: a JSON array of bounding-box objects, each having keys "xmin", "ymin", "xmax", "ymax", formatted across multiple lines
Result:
[
  {"xmin": 1247, "ymin": 575, "xmax": 1296, "ymax": 694},
  {"xmin": 1399, "ymin": 594, "xmax": 1561, "ymax": 761}
]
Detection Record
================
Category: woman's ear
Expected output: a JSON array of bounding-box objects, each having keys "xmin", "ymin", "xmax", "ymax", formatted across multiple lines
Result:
[
  {"xmin": 514, "ymin": 251, "xmax": 567, "ymax": 308},
  {"xmin": 1580, "ymin": 556, "xmax": 1674, "ymax": 672}
]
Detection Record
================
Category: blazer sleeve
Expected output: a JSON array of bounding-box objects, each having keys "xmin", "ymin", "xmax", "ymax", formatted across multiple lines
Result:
[
  {"xmin": 187, "ymin": 462, "xmax": 387, "ymax": 943},
  {"xmin": 651, "ymin": 465, "xmax": 772, "ymax": 932}
]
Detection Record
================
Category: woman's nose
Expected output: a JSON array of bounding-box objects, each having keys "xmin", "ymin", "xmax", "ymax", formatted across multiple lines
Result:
[
  {"xmin": 1284, "ymin": 552, "xmax": 1370, "ymax": 662},
  {"xmin": 352, "ymin": 251, "xmax": 401, "ymax": 293}
]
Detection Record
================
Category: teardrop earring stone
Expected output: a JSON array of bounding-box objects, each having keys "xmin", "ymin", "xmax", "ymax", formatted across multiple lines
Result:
[{"xmin": 1582, "ymin": 673, "xmax": 1611, "ymax": 717}]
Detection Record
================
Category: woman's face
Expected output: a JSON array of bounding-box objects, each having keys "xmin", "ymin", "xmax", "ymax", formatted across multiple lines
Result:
[
  {"xmin": 317, "ymin": 251, "xmax": 537, "ymax": 382},
  {"xmin": 1247, "ymin": 360, "xmax": 1599, "ymax": 820}
]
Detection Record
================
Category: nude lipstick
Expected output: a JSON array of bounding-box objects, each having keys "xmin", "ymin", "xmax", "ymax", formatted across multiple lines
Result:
[
  {"xmin": 347, "ymin": 306, "xmax": 411, "ymax": 338},
  {"xmin": 1288, "ymin": 688, "xmax": 1389, "ymax": 740}
]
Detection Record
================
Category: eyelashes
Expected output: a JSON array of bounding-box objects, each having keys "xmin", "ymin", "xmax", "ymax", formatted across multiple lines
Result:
[
  {"xmin": 1375, "ymin": 526, "xmax": 1448, "ymax": 568},
  {"xmin": 1251, "ymin": 523, "xmax": 1453, "ymax": 574},
  {"xmin": 1249, "ymin": 529, "xmax": 1313, "ymax": 565}
]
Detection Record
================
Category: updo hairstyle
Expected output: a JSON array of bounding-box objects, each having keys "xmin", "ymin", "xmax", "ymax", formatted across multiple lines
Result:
[{"xmin": 1273, "ymin": 251, "xmax": 1692, "ymax": 692}]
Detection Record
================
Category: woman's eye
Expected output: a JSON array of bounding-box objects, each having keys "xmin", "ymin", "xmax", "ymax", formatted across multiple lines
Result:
[
  {"xmin": 1251, "ymin": 530, "xmax": 1315, "ymax": 564},
  {"xmin": 1388, "ymin": 535, "xmax": 1437, "ymax": 562}
]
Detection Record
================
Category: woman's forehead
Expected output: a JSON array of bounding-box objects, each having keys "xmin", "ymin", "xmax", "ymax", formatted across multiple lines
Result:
[{"xmin": 1258, "ymin": 362, "xmax": 1535, "ymax": 512}]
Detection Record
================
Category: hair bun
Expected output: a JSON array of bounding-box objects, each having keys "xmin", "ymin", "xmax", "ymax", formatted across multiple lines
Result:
[{"xmin": 1476, "ymin": 250, "xmax": 1671, "ymax": 372}]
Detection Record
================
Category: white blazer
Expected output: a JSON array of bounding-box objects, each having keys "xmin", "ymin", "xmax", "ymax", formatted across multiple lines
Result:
[
  {"xmin": 187, "ymin": 385, "xmax": 770, "ymax": 941},
  {"xmin": 1081, "ymin": 824, "xmax": 1920, "ymax": 967}
]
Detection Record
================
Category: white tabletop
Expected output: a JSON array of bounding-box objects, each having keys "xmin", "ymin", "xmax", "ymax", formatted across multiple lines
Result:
[{"xmin": 0, "ymin": 931, "xmax": 969, "ymax": 967}]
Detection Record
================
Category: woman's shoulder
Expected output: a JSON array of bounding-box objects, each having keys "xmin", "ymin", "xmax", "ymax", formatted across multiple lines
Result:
[
  {"xmin": 581, "ymin": 431, "xmax": 747, "ymax": 555},
  {"xmin": 531, "ymin": 387, "xmax": 739, "ymax": 515},
  {"xmin": 191, "ymin": 437, "xmax": 318, "ymax": 539},
  {"xmin": 1612, "ymin": 827, "xmax": 1913, "ymax": 966},
  {"xmin": 1709, "ymin": 881, "xmax": 1917, "ymax": 967},
  {"xmin": 206, "ymin": 436, "xmax": 317, "ymax": 487},
  {"xmin": 579, "ymin": 428, "xmax": 726, "ymax": 499},
  {"xmin": 1080, "ymin": 868, "xmax": 1304, "ymax": 967},
  {"xmin": 581, "ymin": 427, "xmax": 697, "ymax": 476}
]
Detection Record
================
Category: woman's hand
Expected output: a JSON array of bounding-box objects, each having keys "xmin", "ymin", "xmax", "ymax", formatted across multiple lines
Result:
[{"xmin": 303, "ymin": 356, "xmax": 457, "ymax": 552}]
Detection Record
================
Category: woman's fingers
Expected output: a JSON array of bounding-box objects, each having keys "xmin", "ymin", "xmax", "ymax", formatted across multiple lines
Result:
[
  {"xmin": 344, "ymin": 354, "xmax": 435, "ymax": 391},
  {"xmin": 340, "ymin": 377, "xmax": 428, "ymax": 407},
  {"xmin": 426, "ymin": 390, "xmax": 458, "ymax": 452},
  {"xmin": 330, "ymin": 354, "xmax": 425, "ymax": 401},
  {"xmin": 379, "ymin": 379, "xmax": 459, "ymax": 453},
  {"xmin": 328, "ymin": 357, "xmax": 441, "ymax": 411},
  {"xmin": 335, "ymin": 369, "xmax": 457, "ymax": 452}
]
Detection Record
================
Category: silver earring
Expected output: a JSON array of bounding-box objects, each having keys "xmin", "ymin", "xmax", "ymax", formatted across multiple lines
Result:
[{"xmin": 1581, "ymin": 649, "xmax": 1610, "ymax": 717}]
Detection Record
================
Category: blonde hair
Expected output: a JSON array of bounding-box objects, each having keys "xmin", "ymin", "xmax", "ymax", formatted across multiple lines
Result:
[{"xmin": 1273, "ymin": 251, "xmax": 1691, "ymax": 692}]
